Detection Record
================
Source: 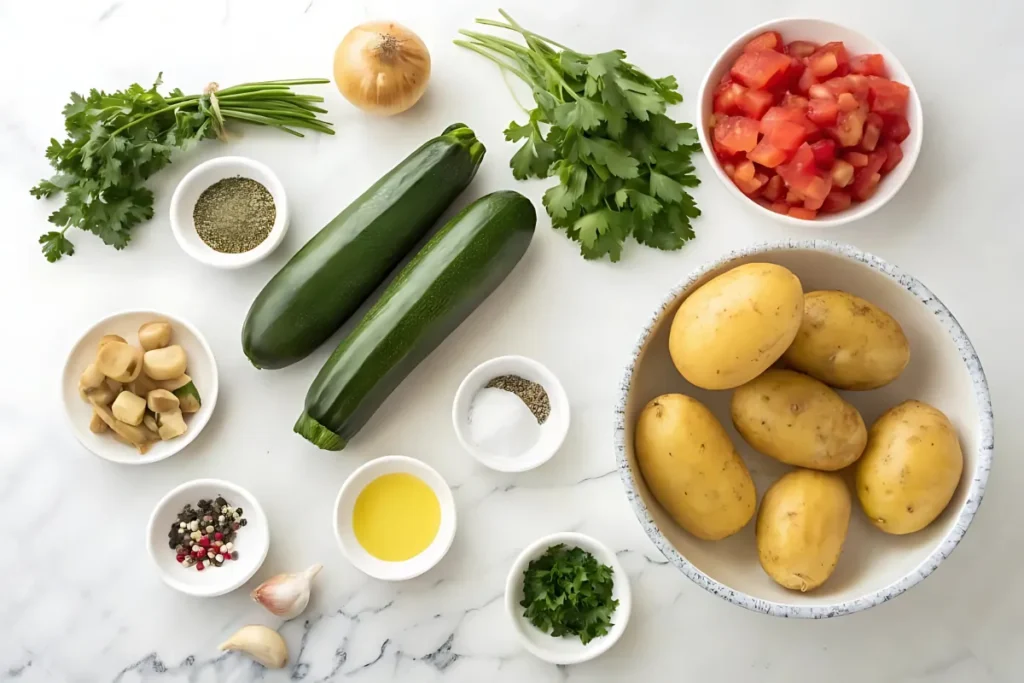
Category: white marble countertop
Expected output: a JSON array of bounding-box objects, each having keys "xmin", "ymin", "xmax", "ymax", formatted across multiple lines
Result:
[{"xmin": 1, "ymin": 0, "xmax": 1021, "ymax": 681}]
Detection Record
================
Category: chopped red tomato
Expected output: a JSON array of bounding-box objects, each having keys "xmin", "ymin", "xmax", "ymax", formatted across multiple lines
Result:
[
  {"xmin": 867, "ymin": 77, "xmax": 910, "ymax": 115},
  {"xmin": 884, "ymin": 115, "xmax": 911, "ymax": 142},
  {"xmin": 713, "ymin": 116, "xmax": 760, "ymax": 154},
  {"xmin": 730, "ymin": 49, "xmax": 793, "ymax": 89},
  {"xmin": 748, "ymin": 141, "xmax": 787, "ymax": 168},
  {"xmin": 786, "ymin": 41, "xmax": 818, "ymax": 58},
  {"xmin": 821, "ymin": 190, "xmax": 853, "ymax": 213},
  {"xmin": 879, "ymin": 139, "xmax": 904, "ymax": 173},
  {"xmin": 714, "ymin": 82, "xmax": 747, "ymax": 114},
  {"xmin": 762, "ymin": 174, "xmax": 785, "ymax": 201},
  {"xmin": 788, "ymin": 206, "xmax": 818, "ymax": 219},
  {"xmin": 744, "ymin": 30, "xmax": 783, "ymax": 53},
  {"xmin": 807, "ymin": 50, "xmax": 839, "ymax": 78},
  {"xmin": 717, "ymin": 34, "xmax": 911, "ymax": 219},
  {"xmin": 850, "ymin": 54, "xmax": 887, "ymax": 77},
  {"xmin": 810, "ymin": 139, "xmax": 836, "ymax": 167},
  {"xmin": 845, "ymin": 151, "xmax": 869, "ymax": 167},
  {"xmin": 737, "ymin": 89, "xmax": 774, "ymax": 119},
  {"xmin": 760, "ymin": 106, "xmax": 817, "ymax": 137},
  {"xmin": 831, "ymin": 159, "xmax": 855, "ymax": 187},
  {"xmin": 807, "ymin": 98, "xmax": 839, "ymax": 126},
  {"xmin": 781, "ymin": 92, "xmax": 809, "ymax": 110},
  {"xmin": 831, "ymin": 109, "xmax": 866, "ymax": 147}
]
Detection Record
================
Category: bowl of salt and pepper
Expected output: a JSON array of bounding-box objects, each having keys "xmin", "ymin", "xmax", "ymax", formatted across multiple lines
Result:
[{"xmin": 452, "ymin": 355, "xmax": 570, "ymax": 472}]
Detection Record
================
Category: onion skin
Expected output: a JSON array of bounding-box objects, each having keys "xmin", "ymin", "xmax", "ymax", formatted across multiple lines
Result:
[{"xmin": 334, "ymin": 21, "xmax": 431, "ymax": 116}]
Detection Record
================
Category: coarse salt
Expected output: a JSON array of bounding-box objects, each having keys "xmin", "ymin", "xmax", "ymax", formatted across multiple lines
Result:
[{"xmin": 467, "ymin": 387, "xmax": 540, "ymax": 458}]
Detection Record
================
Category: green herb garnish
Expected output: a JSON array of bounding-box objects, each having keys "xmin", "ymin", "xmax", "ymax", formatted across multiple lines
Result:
[
  {"xmin": 31, "ymin": 76, "xmax": 333, "ymax": 262},
  {"xmin": 457, "ymin": 10, "xmax": 701, "ymax": 262},
  {"xmin": 520, "ymin": 544, "xmax": 619, "ymax": 644}
]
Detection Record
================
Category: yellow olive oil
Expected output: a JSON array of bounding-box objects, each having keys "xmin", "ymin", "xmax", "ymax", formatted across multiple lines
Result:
[{"xmin": 352, "ymin": 473, "xmax": 440, "ymax": 561}]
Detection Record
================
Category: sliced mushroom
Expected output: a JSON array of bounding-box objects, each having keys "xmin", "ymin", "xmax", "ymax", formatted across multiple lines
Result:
[
  {"xmin": 84, "ymin": 382, "xmax": 119, "ymax": 406},
  {"xmin": 79, "ymin": 363, "xmax": 106, "ymax": 391},
  {"xmin": 96, "ymin": 341, "xmax": 144, "ymax": 383},
  {"xmin": 112, "ymin": 391, "xmax": 147, "ymax": 426},
  {"xmin": 98, "ymin": 334, "xmax": 126, "ymax": 352},
  {"xmin": 147, "ymin": 389, "xmax": 179, "ymax": 414},
  {"xmin": 156, "ymin": 409, "xmax": 188, "ymax": 440},
  {"xmin": 138, "ymin": 321, "xmax": 172, "ymax": 351},
  {"xmin": 143, "ymin": 413, "xmax": 159, "ymax": 433},
  {"xmin": 89, "ymin": 411, "xmax": 109, "ymax": 434},
  {"xmin": 143, "ymin": 345, "xmax": 187, "ymax": 381},
  {"xmin": 90, "ymin": 400, "xmax": 157, "ymax": 449},
  {"xmin": 175, "ymin": 381, "xmax": 202, "ymax": 413},
  {"xmin": 155, "ymin": 374, "xmax": 192, "ymax": 392},
  {"xmin": 127, "ymin": 372, "xmax": 157, "ymax": 397}
]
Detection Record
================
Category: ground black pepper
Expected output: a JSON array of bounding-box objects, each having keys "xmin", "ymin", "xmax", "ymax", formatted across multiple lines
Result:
[{"xmin": 486, "ymin": 375, "xmax": 551, "ymax": 423}]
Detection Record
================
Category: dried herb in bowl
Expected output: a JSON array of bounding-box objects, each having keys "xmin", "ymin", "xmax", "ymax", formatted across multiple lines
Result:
[{"xmin": 521, "ymin": 544, "xmax": 619, "ymax": 644}]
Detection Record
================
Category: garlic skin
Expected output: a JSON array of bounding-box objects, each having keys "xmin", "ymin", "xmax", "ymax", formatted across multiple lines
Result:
[
  {"xmin": 251, "ymin": 563, "xmax": 323, "ymax": 620},
  {"xmin": 219, "ymin": 625, "xmax": 287, "ymax": 669}
]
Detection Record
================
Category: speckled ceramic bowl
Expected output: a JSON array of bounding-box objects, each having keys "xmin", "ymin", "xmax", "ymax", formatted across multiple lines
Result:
[{"xmin": 615, "ymin": 240, "xmax": 993, "ymax": 618}]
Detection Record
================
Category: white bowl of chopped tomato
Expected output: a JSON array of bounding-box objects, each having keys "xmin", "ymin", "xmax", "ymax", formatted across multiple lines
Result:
[{"xmin": 697, "ymin": 18, "xmax": 922, "ymax": 225}]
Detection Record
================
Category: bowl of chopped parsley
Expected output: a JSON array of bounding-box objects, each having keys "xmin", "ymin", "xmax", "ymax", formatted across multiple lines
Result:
[{"xmin": 505, "ymin": 532, "xmax": 631, "ymax": 665}]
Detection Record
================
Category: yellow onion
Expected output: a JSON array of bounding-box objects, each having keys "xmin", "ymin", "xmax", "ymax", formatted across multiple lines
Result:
[{"xmin": 334, "ymin": 21, "xmax": 431, "ymax": 116}]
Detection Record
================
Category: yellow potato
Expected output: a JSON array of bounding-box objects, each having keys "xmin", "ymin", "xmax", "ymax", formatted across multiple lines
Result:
[
  {"xmin": 669, "ymin": 263, "xmax": 803, "ymax": 390},
  {"xmin": 730, "ymin": 369, "xmax": 867, "ymax": 471},
  {"xmin": 634, "ymin": 394, "xmax": 756, "ymax": 540},
  {"xmin": 856, "ymin": 400, "xmax": 963, "ymax": 535},
  {"xmin": 783, "ymin": 290, "xmax": 910, "ymax": 390},
  {"xmin": 757, "ymin": 469, "xmax": 851, "ymax": 592}
]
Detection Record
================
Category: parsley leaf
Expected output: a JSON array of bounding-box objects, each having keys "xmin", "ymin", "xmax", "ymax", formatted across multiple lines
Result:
[
  {"xmin": 520, "ymin": 544, "xmax": 619, "ymax": 645},
  {"xmin": 458, "ymin": 12, "xmax": 701, "ymax": 261}
]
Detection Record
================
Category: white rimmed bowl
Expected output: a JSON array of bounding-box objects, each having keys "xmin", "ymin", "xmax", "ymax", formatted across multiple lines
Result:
[
  {"xmin": 505, "ymin": 532, "xmax": 631, "ymax": 665},
  {"xmin": 169, "ymin": 156, "xmax": 289, "ymax": 268},
  {"xmin": 62, "ymin": 310, "xmax": 219, "ymax": 465},
  {"xmin": 452, "ymin": 355, "xmax": 570, "ymax": 472},
  {"xmin": 333, "ymin": 455, "xmax": 456, "ymax": 581},
  {"xmin": 696, "ymin": 17, "xmax": 923, "ymax": 227},
  {"xmin": 615, "ymin": 240, "xmax": 993, "ymax": 618},
  {"xmin": 146, "ymin": 479, "xmax": 269, "ymax": 597}
]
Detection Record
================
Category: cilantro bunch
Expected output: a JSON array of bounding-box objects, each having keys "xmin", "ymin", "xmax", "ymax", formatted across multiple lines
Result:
[
  {"xmin": 457, "ymin": 10, "xmax": 701, "ymax": 261},
  {"xmin": 520, "ymin": 544, "xmax": 619, "ymax": 645},
  {"xmin": 31, "ymin": 76, "xmax": 333, "ymax": 262}
]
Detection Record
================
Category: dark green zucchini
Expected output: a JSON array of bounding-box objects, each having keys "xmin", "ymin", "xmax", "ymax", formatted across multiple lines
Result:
[
  {"xmin": 241, "ymin": 124, "xmax": 485, "ymax": 369},
  {"xmin": 295, "ymin": 191, "xmax": 536, "ymax": 450}
]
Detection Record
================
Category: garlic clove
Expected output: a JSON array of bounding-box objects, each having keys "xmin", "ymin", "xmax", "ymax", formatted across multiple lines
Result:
[
  {"xmin": 251, "ymin": 563, "xmax": 323, "ymax": 620},
  {"xmin": 219, "ymin": 625, "xmax": 288, "ymax": 669}
]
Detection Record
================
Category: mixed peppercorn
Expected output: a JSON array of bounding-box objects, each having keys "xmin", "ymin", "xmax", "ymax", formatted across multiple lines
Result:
[{"xmin": 168, "ymin": 496, "xmax": 247, "ymax": 571}]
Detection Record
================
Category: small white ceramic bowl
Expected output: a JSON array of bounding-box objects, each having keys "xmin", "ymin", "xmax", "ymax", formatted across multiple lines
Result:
[
  {"xmin": 62, "ymin": 310, "xmax": 219, "ymax": 465},
  {"xmin": 146, "ymin": 479, "xmax": 269, "ymax": 597},
  {"xmin": 169, "ymin": 156, "xmax": 289, "ymax": 268},
  {"xmin": 333, "ymin": 455, "xmax": 456, "ymax": 581},
  {"xmin": 696, "ymin": 17, "xmax": 923, "ymax": 227},
  {"xmin": 506, "ymin": 532, "xmax": 631, "ymax": 665},
  {"xmin": 452, "ymin": 356, "xmax": 570, "ymax": 472},
  {"xmin": 615, "ymin": 240, "xmax": 993, "ymax": 618}
]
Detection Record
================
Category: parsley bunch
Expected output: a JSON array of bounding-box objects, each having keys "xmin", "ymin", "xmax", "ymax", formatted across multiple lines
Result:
[
  {"xmin": 31, "ymin": 76, "xmax": 333, "ymax": 262},
  {"xmin": 457, "ymin": 11, "xmax": 701, "ymax": 261},
  {"xmin": 520, "ymin": 544, "xmax": 619, "ymax": 645}
]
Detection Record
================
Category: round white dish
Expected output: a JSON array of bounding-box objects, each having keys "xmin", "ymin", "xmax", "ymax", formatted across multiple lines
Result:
[
  {"xmin": 169, "ymin": 156, "xmax": 289, "ymax": 268},
  {"xmin": 333, "ymin": 455, "xmax": 456, "ymax": 581},
  {"xmin": 505, "ymin": 532, "xmax": 631, "ymax": 665},
  {"xmin": 452, "ymin": 355, "xmax": 570, "ymax": 472},
  {"xmin": 696, "ymin": 17, "xmax": 923, "ymax": 227},
  {"xmin": 146, "ymin": 479, "xmax": 269, "ymax": 597},
  {"xmin": 62, "ymin": 310, "xmax": 219, "ymax": 465},
  {"xmin": 615, "ymin": 240, "xmax": 992, "ymax": 618}
]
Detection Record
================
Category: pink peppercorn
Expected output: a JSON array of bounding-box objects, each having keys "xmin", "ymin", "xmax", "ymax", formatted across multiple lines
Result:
[
  {"xmin": 196, "ymin": 562, "xmax": 205, "ymax": 572},
  {"xmin": 214, "ymin": 532, "xmax": 223, "ymax": 541},
  {"xmin": 176, "ymin": 554, "xmax": 185, "ymax": 563}
]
